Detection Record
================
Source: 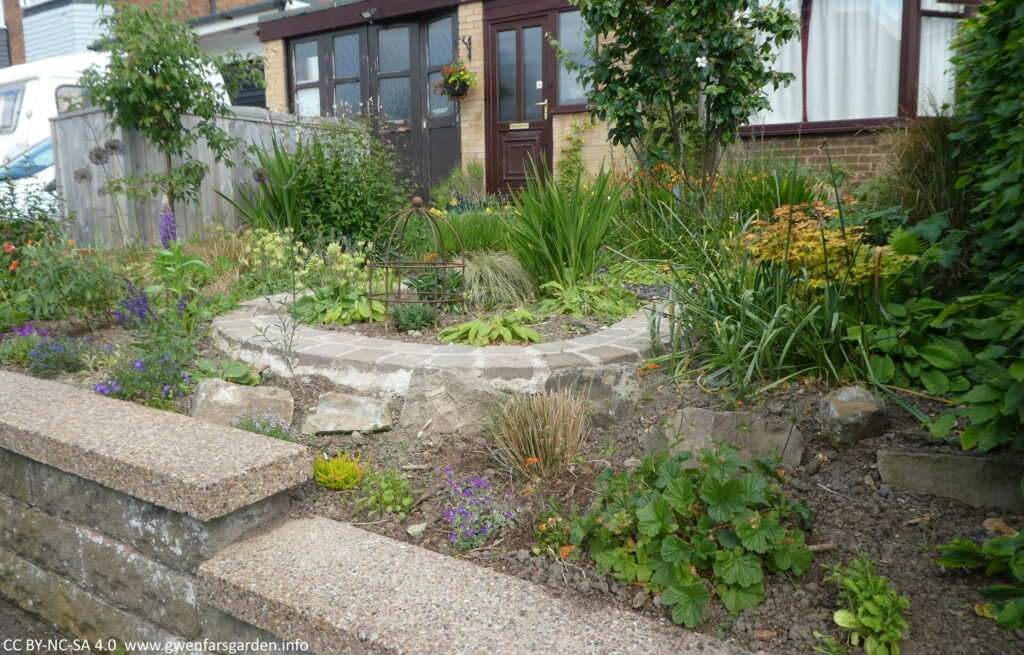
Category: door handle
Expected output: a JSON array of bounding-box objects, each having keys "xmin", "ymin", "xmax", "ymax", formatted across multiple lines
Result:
[{"xmin": 534, "ymin": 99, "xmax": 548, "ymax": 120}]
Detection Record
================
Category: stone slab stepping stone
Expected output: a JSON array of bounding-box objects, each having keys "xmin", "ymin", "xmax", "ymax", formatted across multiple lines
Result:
[
  {"xmin": 191, "ymin": 378, "xmax": 294, "ymax": 427},
  {"xmin": 398, "ymin": 367, "xmax": 500, "ymax": 434},
  {"xmin": 877, "ymin": 450, "xmax": 1024, "ymax": 512},
  {"xmin": 819, "ymin": 386, "xmax": 887, "ymax": 450},
  {"xmin": 302, "ymin": 393, "xmax": 391, "ymax": 435},
  {"xmin": 641, "ymin": 407, "xmax": 804, "ymax": 468}
]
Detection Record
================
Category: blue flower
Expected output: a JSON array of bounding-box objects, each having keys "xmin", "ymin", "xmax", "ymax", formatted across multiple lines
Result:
[{"xmin": 158, "ymin": 201, "xmax": 177, "ymax": 249}]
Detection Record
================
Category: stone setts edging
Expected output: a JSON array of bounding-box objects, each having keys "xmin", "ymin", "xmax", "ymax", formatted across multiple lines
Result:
[
  {"xmin": 213, "ymin": 296, "xmax": 666, "ymax": 396},
  {"xmin": 199, "ymin": 517, "xmax": 741, "ymax": 655},
  {"xmin": 0, "ymin": 372, "xmax": 310, "ymax": 520}
]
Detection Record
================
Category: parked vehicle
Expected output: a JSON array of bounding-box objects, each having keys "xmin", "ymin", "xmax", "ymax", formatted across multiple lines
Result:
[{"xmin": 0, "ymin": 52, "xmax": 107, "ymax": 164}]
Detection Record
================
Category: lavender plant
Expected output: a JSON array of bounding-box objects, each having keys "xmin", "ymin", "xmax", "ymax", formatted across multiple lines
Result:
[
  {"xmin": 442, "ymin": 468, "xmax": 518, "ymax": 550},
  {"xmin": 230, "ymin": 411, "xmax": 291, "ymax": 441}
]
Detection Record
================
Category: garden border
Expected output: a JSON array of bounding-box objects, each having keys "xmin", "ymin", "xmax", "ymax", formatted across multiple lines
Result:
[{"xmin": 213, "ymin": 295, "xmax": 668, "ymax": 396}]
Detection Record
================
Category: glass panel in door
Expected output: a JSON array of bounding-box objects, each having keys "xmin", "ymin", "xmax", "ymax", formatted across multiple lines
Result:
[
  {"xmin": 497, "ymin": 29, "xmax": 517, "ymax": 122},
  {"xmin": 522, "ymin": 26, "xmax": 543, "ymax": 121}
]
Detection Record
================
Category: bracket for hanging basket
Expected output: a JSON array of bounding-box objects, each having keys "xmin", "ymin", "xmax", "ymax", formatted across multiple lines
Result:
[{"xmin": 367, "ymin": 197, "xmax": 466, "ymax": 329}]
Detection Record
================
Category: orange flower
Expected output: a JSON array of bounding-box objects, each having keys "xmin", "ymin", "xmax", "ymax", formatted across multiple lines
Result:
[
  {"xmin": 525, "ymin": 457, "xmax": 539, "ymax": 467},
  {"xmin": 561, "ymin": 545, "xmax": 575, "ymax": 558},
  {"xmin": 645, "ymin": 363, "xmax": 660, "ymax": 370},
  {"xmin": 8, "ymin": 260, "xmax": 19, "ymax": 272},
  {"xmin": 67, "ymin": 239, "xmax": 75, "ymax": 246},
  {"xmin": 776, "ymin": 468, "xmax": 785, "ymax": 477},
  {"xmin": 26, "ymin": 240, "xmax": 33, "ymax": 245},
  {"xmin": 2, "ymin": 242, "xmax": 13, "ymax": 254},
  {"xmin": 538, "ymin": 523, "xmax": 546, "ymax": 531},
  {"xmin": 423, "ymin": 252, "xmax": 438, "ymax": 262}
]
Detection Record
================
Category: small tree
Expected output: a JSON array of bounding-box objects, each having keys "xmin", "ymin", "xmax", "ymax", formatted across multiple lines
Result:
[
  {"xmin": 79, "ymin": 0, "xmax": 258, "ymax": 215},
  {"xmin": 562, "ymin": 0, "xmax": 798, "ymax": 198}
]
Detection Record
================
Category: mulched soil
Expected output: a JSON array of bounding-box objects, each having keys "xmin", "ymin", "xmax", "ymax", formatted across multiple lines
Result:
[{"xmin": 6, "ymin": 319, "xmax": 1024, "ymax": 655}]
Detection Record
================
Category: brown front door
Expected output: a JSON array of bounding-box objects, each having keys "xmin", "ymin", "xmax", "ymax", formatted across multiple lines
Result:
[{"xmin": 486, "ymin": 15, "xmax": 554, "ymax": 196}]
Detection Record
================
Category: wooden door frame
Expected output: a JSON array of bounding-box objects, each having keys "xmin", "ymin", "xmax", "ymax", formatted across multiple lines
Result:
[{"xmin": 484, "ymin": 11, "xmax": 556, "ymax": 196}]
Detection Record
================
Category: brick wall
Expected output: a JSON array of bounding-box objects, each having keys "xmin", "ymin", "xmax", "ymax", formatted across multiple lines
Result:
[
  {"xmin": 732, "ymin": 132, "xmax": 888, "ymax": 183},
  {"xmin": 458, "ymin": 2, "xmax": 485, "ymax": 175},
  {"xmin": 3, "ymin": 0, "xmax": 25, "ymax": 65},
  {"xmin": 263, "ymin": 39, "xmax": 288, "ymax": 112},
  {"xmin": 551, "ymin": 113, "xmax": 626, "ymax": 178}
]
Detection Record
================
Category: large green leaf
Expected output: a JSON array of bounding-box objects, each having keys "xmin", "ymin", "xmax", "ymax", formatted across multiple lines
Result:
[
  {"xmin": 719, "ymin": 581, "xmax": 765, "ymax": 613},
  {"xmin": 700, "ymin": 477, "xmax": 748, "ymax": 522},
  {"xmin": 663, "ymin": 477, "xmax": 697, "ymax": 511},
  {"xmin": 661, "ymin": 583, "xmax": 711, "ymax": 628},
  {"xmin": 734, "ymin": 515, "xmax": 784, "ymax": 553},
  {"xmin": 637, "ymin": 499, "xmax": 677, "ymax": 537},
  {"xmin": 661, "ymin": 535, "xmax": 693, "ymax": 564},
  {"xmin": 919, "ymin": 368, "xmax": 951, "ymax": 395},
  {"xmin": 714, "ymin": 548, "xmax": 763, "ymax": 587},
  {"xmin": 919, "ymin": 345, "xmax": 962, "ymax": 370},
  {"xmin": 868, "ymin": 355, "xmax": 895, "ymax": 383}
]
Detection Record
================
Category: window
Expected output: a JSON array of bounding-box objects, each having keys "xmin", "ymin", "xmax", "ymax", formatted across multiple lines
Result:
[
  {"xmin": 426, "ymin": 17, "xmax": 455, "ymax": 117},
  {"xmin": 332, "ymin": 32, "xmax": 362, "ymax": 116},
  {"xmin": 292, "ymin": 40, "xmax": 321, "ymax": 116},
  {"xmin": 751, "ymin": 0, "xmax": 972, "ymax": 132},
  {"xmin": 556, "ymin": 10, "xmax": 592, "ymax": 107},
  {"xmin": 0, "ymin": 84, "xmax": 24, "ymax": 133}
]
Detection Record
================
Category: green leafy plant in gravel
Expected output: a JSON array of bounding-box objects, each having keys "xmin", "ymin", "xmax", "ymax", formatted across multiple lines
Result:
[
  {"xmin": 508, "ymin": 163, "xmax": 622, "ymax": 287},
  {"xmin": 389, "ymin": 303, "xmax": 436, "ymax": 332},
  {"xmin": 230, "ymin": 411, "xmax": 291, "ymax": 441},
  {"xmin": 824, "ymin": 555, "xmax": 909, "ymax": 655},
  {"xmin": 534, "ymin": 498, "xmax": 576, "ymax": 558},
  {"xmin": 195, "ymin": 359, "xmax": 260, "ymax": 386},
  {"xmin": 313, "ymin": 451, "xmax": 366, "ymax": 490},
  {"xmin": 935, "ymin": 504, "xmax": 1024, "ymax": 631},
  {"xmin": 571, "ymin": 446, "xmax": 813, "ymax": 627},
  {"xmin": 356, "ymin": 468, "xmax": 415, "ymax": 518},
  {"xmin": 292, "ymin": 286, "xmax": 385, "ymax": 325},
  {"xmin": 536, "ymin": 280, "xmax": 637, "ymax": 322},
  {"xmin": 438, "ymin": 310, "xmax": 540, "ymax": 347}
]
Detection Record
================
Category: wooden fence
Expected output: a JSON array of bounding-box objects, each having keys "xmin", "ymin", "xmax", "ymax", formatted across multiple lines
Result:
[{"xmin": 51, "ymin": 106, "xmax": 314, "ymax": 247}]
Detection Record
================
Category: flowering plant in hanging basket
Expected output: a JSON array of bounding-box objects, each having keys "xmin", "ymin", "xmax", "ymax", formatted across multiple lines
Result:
[{"xmin": 433, "ymin": 59, "xmax": 478, "ymax": 100}]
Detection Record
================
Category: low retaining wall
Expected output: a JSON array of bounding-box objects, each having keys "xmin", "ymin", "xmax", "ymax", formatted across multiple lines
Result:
[
  {"xmin": 0, "ymin": 373, "xmax": 739, "ymax": 655},
  {"xmin": 213, "ymin": 297, "xmax": 665, "ymax": 397}
]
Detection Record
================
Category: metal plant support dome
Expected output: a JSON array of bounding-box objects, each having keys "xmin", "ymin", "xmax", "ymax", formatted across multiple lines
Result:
[{"xmin": 368, "ymin": 197, "xmax": 465, "ymax": 328}]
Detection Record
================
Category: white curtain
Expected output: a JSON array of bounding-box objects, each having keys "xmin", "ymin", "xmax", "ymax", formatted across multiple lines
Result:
[
  {"xmin": 805, "ymin": 0, "xmax": 903, "ymax": 121},
  {"xmin": 918, "ymin": 14, "xmax": 959, "ymax": 115},
  {"xmin": 754, "ymin": 0, "xmax": 804, "ymax": 125}
]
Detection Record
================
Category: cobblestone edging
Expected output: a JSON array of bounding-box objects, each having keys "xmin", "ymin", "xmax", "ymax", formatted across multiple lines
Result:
[{"xmin": 213, "ymin": 296, "xmax": 668, "ymax": 396}]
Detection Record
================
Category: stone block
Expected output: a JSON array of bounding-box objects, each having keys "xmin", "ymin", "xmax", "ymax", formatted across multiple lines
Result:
[
  {"xmin": 819, "ymin": 386, "xmax": 887, "ymax": 449},
  {"xmin": 191, "ymin": 378, "xmax": 295, "ymax": 427},
  {"xmin": 0, "ymin": 494, "xmax": 83, "ymax": 581},
  {"xmin": 302, "ymin": 393, "xmax": 391, "ymax": 435},
  {"xmin": 878, "ymin": 451, "xmax": 1024, "ymax": 512},
  {"xmin": 399, "ymin": 368, "xmax": 501, "ymax": 434},
  {"xmin": 545, "ymin": 364, "xmax": 640, "ymax": 429},
  {"xmin": 0, "ymin": 447, "xmax": 33, "ymax": 503},
  {"xmin": 642, "ymin": 407, "xmax": 803, "ymax": 469}
]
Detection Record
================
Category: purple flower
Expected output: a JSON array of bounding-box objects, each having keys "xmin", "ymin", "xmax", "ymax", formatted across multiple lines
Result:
[
  {"xmin": 158, "ymin": 201, "xmax": 177, "ymax": 249},
  {"xmin": 94, "ymin": 383, "xmax": 110, "ymax": 396},
  {"xmin": 133, "ymin": 360, "xmax": 147, "ymax": 371},
  {"xmin": 117, "ymin": 280, "xmax": 154, "ymax": 326}
]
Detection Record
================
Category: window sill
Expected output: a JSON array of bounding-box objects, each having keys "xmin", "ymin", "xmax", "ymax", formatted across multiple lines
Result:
[{"xmin": 740, "ymin": 117, "xmax": 909, "ymax": 137}]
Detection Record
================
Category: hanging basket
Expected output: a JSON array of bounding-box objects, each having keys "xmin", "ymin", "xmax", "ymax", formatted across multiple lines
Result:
[{"xmin": 441, "ymin": 79, "xmax": 470, "ymax": 99}]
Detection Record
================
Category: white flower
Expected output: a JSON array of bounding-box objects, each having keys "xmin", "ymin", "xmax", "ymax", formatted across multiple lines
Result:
[{"xmin": 696, "ymin": 56, "xmax": 708, "ymax": 69}]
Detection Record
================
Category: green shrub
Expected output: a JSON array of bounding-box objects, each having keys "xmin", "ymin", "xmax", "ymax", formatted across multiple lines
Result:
[
  {"xmin": 313, "ymin": 451, "xmax": 366, "ymax": 490},
  {"xmin": 534, "ymin": 499, "xmax": 576, "ymax": 558},
  {"xmin": 824, "ymin": 555, "xmax": 910, "ymax": 655},
  {"xmin": 438, "ymin": 310, "xmax": 540, "ymax": 347},
  {"xmin": 463, "ymin": 251, "xmax": 534, "ymax": 309},
  {"xmin": 489, "ymin": 391, "xmax": 590, "ymax": 480},
  {"xmin": 726, "ymin": 156, "xmax": 825, "ymax": 221},
  {"xmin": 936, "ymin": 518, "xmax": 1024, "ymax": 631},
  {"xmin": 292, "ymin": 286, "xmax": 385, "ymax": 325},
  {"xmin": 0, "ymin": 181, "xmax": 66, "ymax": 245},
  {"xmin": 390, "ymin": 303, "xmax": 436, "ymax": 332},
  {"xmin": 231, "ymin": 411, "xmax": 291, "ymax": 441},
  {"xmin": 571, "ymin": 446, "xmax": 812, "ymax": 627},
  {"xmin": 536, "ymin": 280, "xmax": 637, "ymax": 322},
  {"xmin": 950, "ymin": 0, "xmax": 1024, "ymax": 294},
  {"xmin": 399, "ymin": 209, "xmax": 513, "ymax": 259},
  {"xmin": 508, "ymin": 162, "xmax": 622, "ymax": 287},
  {"xmin": 430, "ymin": 161, "xmax": 487, "ymax": 208}
]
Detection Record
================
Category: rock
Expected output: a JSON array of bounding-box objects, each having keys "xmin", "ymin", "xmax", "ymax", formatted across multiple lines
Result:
[
  {"xmin": 545, "ymin": 364, "xmax": 641, "ymax": 429},
  {"xmin": 623, "ymin": 458, "xmax": 643, "ymax": 471},
  {"xmin": 641, "ymin": 407, "xmax": 803, "ymax": 468},
  {"xmin": 191, "ymin": 378, "xmax": 294, "ymax": 427},
  {"xmin": 631, "ymin": 591, "xmax": 648, "ymax": 609},
  {"xmin": 819, "ymin": 386, "xmax": 887, "ymax": 449},
  {"xmin": 301, "ymin": 393, "xmax": 390, "ymax": 434},
  {"xmin": 398, "ymin": 368, "xmax": 501, "ymax": 434},
  {"xmin": 406, "ymin": 523, "xmax": 427, "ymax": 537},
  {"xmin": 878, "ymin": 451, "xmax": 1024, "ymax": 512}
]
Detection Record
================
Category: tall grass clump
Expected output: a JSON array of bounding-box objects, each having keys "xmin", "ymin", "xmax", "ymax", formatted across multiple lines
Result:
[
  {"xmin": 489, "ymin": 391, "xmax": 590, "ymax": 480},
  {"xmin": 508, "ymin": 162, "xmax": 622, "ymax": 286},
  {"xmin": 400, "ymin": 210, "xmax": 513, "ymax": 260},
  {"xmin": 463, "ymin": 250, "xmax": 535, "ymax": 309}
]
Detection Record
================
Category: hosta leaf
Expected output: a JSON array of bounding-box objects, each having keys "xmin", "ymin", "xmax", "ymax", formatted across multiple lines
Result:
[
  {"xmin": 919, "ymin": 367, "xmax": 950, "ymax": 395},
  {"xmin": 714, "ymin": 549, "xmax": 763, "ymax": 587},
  {"xmin": 718, "ymin": 581, "xmax": 765, "ymax": 613},
  {"xmin": 919, "ymin": 345, "xmax": 962, "ymax": 370},
  {"xmin": 662, "ymin": 583, "xmax": 711, "ymax": 628},
  {"xmin": 734, "ymin": 515, "xmax": 785, "ymax": 553},
  {"xmin": 868, "ymin": 355, "xmax": 895, "ymax": 383}
]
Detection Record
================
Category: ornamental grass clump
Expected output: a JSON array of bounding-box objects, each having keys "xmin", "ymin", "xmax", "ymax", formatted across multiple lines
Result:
[
  {"xmin": 489, "ymin": 391, "xmax": 590, "ymax": 480},
  {"xmin": 442, "ymin": 468, "xmax": 518, "ymax": 550},
  {"xmin": 313, "ymin": 451, "xmax": 366, "ymax": 490}
]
